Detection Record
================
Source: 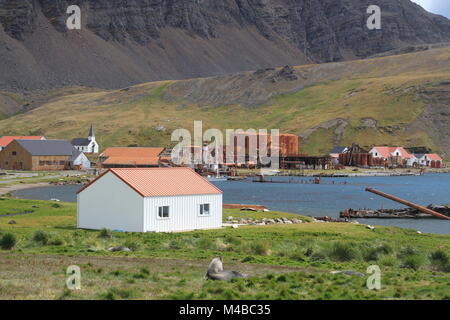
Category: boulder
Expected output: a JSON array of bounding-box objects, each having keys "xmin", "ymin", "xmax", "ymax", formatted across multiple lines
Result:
[{"xmin": 108, "ymin": 246, "xmax": 131, "ymax": 252}]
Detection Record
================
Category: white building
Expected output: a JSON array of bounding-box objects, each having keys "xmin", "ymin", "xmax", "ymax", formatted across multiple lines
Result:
[
  {"xmin": 71, "ymin": 150, "xmax": 91, "ymax": 169},
  {"xmin": 77, "ymin": 167, "xmax": 223, "ymax": 232},
  {"xmin": 71, "ymin": 125, "xmax": 99, "ymax": 154}
]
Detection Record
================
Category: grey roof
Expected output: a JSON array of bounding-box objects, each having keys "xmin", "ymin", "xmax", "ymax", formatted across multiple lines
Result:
[
  {"xmin": 330, "ymin": 146, "xmax": 348, "ymax": 154},
  {"xmin": 71, "ymin": 138, "xmax": 91, "ymax": 146},
  {"xmin": 414, "ymin": 153, "xmax": 425, "ymax": 159},
  {"xmin": 71, "ymin": 150, "xmax": 83, "ymax": 162},
  {"xmin": 16, "ymin": 139, "xmax": 75, "ymax": 156}
]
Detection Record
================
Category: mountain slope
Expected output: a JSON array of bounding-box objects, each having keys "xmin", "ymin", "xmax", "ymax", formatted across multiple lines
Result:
[
  {"xmin": 1, "ymin": 0, "xmax": 450, "ymax": 91},
  {"xmin": 0, "ymin": 47, "xmax": 449, "ymax": 157}
]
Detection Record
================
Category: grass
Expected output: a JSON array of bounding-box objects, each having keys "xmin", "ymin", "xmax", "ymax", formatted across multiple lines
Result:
[{"xmin": 0, "ymin": 197, "xmax": 449, "ymax": 299}]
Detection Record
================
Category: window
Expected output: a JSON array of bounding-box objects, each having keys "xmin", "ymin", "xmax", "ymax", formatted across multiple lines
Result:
[
  {"xmin": 199, "ymin": 204, "xmax": 210, "ymax": 216},
  {"xmin": 158, "ymin": 206, "xmax": 169, "ymax": 219},
  {"xmin": 11, "ymin": 151, "xmax": 16, "ymax": 156}
]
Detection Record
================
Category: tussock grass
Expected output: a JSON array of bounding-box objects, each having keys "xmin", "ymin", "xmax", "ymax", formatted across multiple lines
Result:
[{"xmin": 0, "ymin": 197, "xmax": 449, "ymax": 299}]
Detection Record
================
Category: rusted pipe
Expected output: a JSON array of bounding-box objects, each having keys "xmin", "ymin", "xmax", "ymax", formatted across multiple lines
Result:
[{"xmin": 366, "ymin": 188, "xmax": 450, "ymax": 220}]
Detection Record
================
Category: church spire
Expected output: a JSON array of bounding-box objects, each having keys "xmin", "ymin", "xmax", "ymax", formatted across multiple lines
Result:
[{"xmin": 88, "ymin": 125, "xmax": 95, "ymax": 140}]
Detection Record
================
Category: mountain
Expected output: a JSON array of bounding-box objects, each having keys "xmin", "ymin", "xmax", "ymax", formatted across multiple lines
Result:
[
  {"xmin": 1, "ymin": 0, "xmax": 450, "ymax": 92},
  {"xmin": 0, "ymin": 46, "xmax": 449, "ymax": 158}
]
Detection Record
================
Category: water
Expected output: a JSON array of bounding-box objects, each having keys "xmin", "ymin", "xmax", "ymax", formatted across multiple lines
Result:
[{"xmin": 11, "ymin": 174, "xmax": 450, "ymax": 234}]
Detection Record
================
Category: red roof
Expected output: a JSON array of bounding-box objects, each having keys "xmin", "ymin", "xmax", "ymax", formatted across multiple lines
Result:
[
  {"xmin": 372, "ymin": 147, "xmax": 412, "ymax": 159},
  {"xmin": 425, "ymin": 153, "xmax": 443, "ymax": 161},
  {"xmin": 78, "ymin": 167, "xmax": 223, "ymax": 197},
  {"xmin": 100, "ymin": 147, "xmax": 165, "ymax": 166},
  {"xmin": 0, "ymin": 136, "xmax": 44, "ymax": 147}
]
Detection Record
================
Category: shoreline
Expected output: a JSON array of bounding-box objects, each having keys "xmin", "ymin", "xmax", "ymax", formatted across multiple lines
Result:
[{"xmin": 0, "ymin": 182, "xmax": 53, "ymax": 196}]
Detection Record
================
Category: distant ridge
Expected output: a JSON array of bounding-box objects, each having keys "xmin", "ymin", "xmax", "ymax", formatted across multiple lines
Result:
[{"xmin": 1, "ymin": 0, "xmax": 450, "ymax": 92}]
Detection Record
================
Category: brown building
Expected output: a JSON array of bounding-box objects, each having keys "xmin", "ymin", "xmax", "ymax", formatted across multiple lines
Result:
[
  {"xmin": 0, "ymin": 139, "xmax": 76, "ymax": 171},
  {"xmin": 230, "ymin": 132, "xmax": 299, "ymax": 156}
]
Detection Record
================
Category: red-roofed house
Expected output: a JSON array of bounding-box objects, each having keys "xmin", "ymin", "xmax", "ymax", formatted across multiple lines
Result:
[
  {"xmin": 369, "ymin": 146, "xmax": 413, "ymax": 166},
  {"xmin": 415, "ymin": 154, "xmax": 444, "ymax": 168},
  {"xmin": 77, "ymin": 168, "xmax": 223, "ymax": 232},
  {"xmin": 0, "ymin": 136, "xmax": 45, "ymax": 151},
  {"xmin": 369, "ymin": 147, "xmax": 412, "ymax": 160}
]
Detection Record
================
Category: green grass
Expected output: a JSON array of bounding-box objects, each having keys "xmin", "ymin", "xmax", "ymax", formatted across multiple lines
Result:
[{"xmin": 0, "ymin": 197, "xmax": 449, "ymax": 299}]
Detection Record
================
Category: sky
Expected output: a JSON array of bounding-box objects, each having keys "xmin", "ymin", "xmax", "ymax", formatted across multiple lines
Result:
[{"xmin": 411, "ymin": 0, "xmax": 450, "ymax": 19}]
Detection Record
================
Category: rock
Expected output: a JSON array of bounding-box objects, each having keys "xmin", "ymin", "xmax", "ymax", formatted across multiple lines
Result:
[
  {"xmin": 366, "ymin": 225, "xmax": 375, "ymax": 230},
  {"xmin": 417, "ymin": 230, "xmax": 422, "ymax": 234},
  {"xmin": 154, "ymin": 125, "xmax": 166, "ymax": 132},
  {"xmin": 284, "ymin": 220, "xmax": 293, "ymax": 224},
  {"xmin": 231, "ymin": 225, "xmax": 239, "ymax": 229},
  {"xmin": 8, "ymin": 220, "xmax": 16, "ymax": 224},
  {"xmin": 266, "ymin": 219, "xmax": 276, "ymax": 224},
  {"xmin": 330, "ymin": 270, "xmax": 365, "ymax": 277},
  {"xmin": 227, "ymin": 216, "xmax": 233, "ymax": 221},
  {"xmin": 2, "ymin": 1, "xmax": 447, "ymax": 94},
  {"xmin": 108, "ymin": 246, "xmax": 131, "ymax": 252},
  {"xmin": 292, "ymin": 218, "xmax": 302, "ymax": 224}
]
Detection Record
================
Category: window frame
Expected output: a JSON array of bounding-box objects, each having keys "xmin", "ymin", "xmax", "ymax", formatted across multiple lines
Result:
[
  {"xmin": 199, "ymin": 203, "xmax": 211, "ymax": 217},
  {"xmin": 157, "ymin": 205, "xmax": 170, "ymax": 220}
]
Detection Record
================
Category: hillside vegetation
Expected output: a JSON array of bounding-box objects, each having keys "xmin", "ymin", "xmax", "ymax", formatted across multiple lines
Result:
[{"xmin": 0, "ymin": 47, "xmax": 450, "ymax": 156}]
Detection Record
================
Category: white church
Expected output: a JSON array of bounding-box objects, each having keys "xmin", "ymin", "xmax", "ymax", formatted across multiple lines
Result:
[{"xmin": 71, "ymin": 125, "xmax": 99, "ymax": 154}]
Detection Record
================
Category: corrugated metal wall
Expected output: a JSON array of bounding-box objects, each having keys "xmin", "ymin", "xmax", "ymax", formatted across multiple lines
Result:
[
  {"xmin": 78, "ymin": 171, "xmax": 144, "ymax": 232},
  {"xmin": 143, "ymin": 194, "xmax": 222, "ymax": 232}
]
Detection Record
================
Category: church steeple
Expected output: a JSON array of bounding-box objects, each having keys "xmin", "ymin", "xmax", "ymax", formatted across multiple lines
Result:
[{"xmin": 88, "ymin": 125, "xmax": 95, "ymax": 140}]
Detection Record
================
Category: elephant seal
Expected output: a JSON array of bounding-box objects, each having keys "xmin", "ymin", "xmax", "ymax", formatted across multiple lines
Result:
[{"xmin": 206, "ymin": 257, "xmax": 249, "ymax": 281}]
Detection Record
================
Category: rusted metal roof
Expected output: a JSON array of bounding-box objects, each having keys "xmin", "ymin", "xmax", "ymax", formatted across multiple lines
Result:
[
  {"xmin": 78, "ymin": 167, "xmax": 223, "ymax": 197},
  {"xmin": 99, "ymin": 147, "xmax": 165, "ymax": 166}
]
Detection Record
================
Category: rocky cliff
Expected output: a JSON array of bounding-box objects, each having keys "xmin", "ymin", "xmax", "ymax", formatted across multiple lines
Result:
[{"xmin": 1, "ymin": 0, "xmax": 450, "ymax": 91}]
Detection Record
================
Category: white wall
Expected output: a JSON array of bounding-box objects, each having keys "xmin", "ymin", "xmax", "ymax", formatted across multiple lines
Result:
[
  {"xmin": 77, "ymin": 171, "xmax": 144, "ymax": 232},
  {"xmin": 143, "ymin": 194, "xmax": 222, "ymax": 232},
  {"xmin": 73, "ymin": 153, "xmax": 91, "ymax": 169}
]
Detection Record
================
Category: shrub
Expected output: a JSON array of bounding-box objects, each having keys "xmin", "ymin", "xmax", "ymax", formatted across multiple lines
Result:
[
  {"xmin": 397, "ymin": 246, "xmax": 425, "ymax": 270},
  {"xmin": 102, "ymin": 287, "xmax": 137, "ymax": 300},
  {"xmin": 362, "ymin": 247, "xmax": 380, "ymax": 262},
  {"xmin": 401, "ymin": 254, "xmax": 425, "ymax": 270},
  {"xmin": 49, "ymin": 237, "xmax": 64, "ymax": 246},
  {"xmin": 0, "ymin": 233, "xmax": 17, "ymax": 250},
  {"xmin": 327, "ymin": 242, "xmax": 358, "ymax": 262},
  {"xmin": 33, "ymin": 230, "xmax": 50, "ymax": 245},
  {"xmin": 378, "ymin": 254, "xmax": 398, "ymax": 267},
  {"xmin": 196, "ymin": 237, "xmax": 215, "ymax": 250},
  {"xmin": 98, "ymin": 228, "xmax": 112, "ymax": 239},
  {"xmin": 430, "ymin": 250, "xmax": 450, "ymax": 272},
  {"xmin": 124, "ymin": 240, "xmax": 139, "ymax": 251},
  {"xmin": 250, "ymin": 241, "xmax": 272, "ymax": 256}
]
